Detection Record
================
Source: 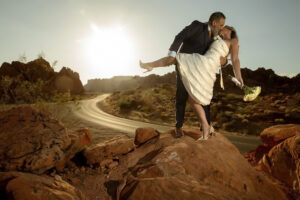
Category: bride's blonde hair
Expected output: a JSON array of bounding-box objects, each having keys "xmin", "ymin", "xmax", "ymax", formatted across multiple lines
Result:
[{"xmin": 224, "ymin": 25, "xmax": 238, "ymax": 40}]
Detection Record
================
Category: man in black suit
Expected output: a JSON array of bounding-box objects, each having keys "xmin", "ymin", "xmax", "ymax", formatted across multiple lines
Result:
[{"xmin": 167, "ymin": 12, "xmax": 227, "ymax": 137}]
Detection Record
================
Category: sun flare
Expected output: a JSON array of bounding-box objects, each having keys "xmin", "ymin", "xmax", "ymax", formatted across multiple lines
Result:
[{"xmin": 82, "ymin": 24, "xmax": 135, "ymax": 78}]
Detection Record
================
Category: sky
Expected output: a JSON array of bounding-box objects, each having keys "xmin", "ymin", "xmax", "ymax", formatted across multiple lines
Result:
[{"xmin": 0, "ymin": 0, "xmax": 299, "ymax": 84}]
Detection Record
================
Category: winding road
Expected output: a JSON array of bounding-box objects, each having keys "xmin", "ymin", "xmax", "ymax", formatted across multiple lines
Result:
[{"xmin": 72, "ymin": 94, "xmax": 261, "ymax": 153}]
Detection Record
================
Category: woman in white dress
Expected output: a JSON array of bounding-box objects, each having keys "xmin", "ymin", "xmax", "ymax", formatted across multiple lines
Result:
[{"xmin": 140, "ymin": 26, "xmax": 243, "ymax": 140}]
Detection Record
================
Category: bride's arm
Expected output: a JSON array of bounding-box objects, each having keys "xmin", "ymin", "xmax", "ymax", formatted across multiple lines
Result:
[{"xmin": 230, "ymin": 38, "xmax": 244, "ymax": 88}]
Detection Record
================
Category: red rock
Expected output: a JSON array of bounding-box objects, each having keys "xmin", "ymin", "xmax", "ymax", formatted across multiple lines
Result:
[
  {"xmin": 0, "ymin": 106, "xmax": 91, "ymax": 174},
  {"xmin": 83, "ymin": 135, "xmax": 135, "ymax": 166},
  {"xmin": 134, "ymin": 127, "xmax": 160, "ymax": 145},
  {"xmin": 0, "ymin": 172, "xmax": 84, "ymax": 200},
  {"xmin": 119, "ymin": 130, "xmax": 288, "ymax": 200},
  {"xmin": 56, "ymin": 128, "xmax": 92, "ymax": 171},
  {"xmin": 108, "ymin": 161, "xmax": 119, "ymax": 169},
  {"xmin": 136, "ymin": 165, "xmax": 164, "ymax": 178},
  {"xmin": 243, "ymin": 144, "xmax": 273, "ymax": 166},
  {"xmin": 257, "ymin": 135, "xmax": 300, "ymax": 192},
  {"xmin": 260, "ymin": 124, "xmax": 300, "ymax": 146},
  {"xmin": 0, "ymin": 58, "xmax": 85, "ymax": 103},
  {"xmin": 181, "ymin": 127, "xmax": 202, "ymax": 139},
  {"xmin": 52, "ymin": 67, "xmax": 85, "ymax": 95}
]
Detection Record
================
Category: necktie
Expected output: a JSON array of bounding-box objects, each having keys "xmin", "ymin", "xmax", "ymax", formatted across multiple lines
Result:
[{"xmin": 208, "ymin": 30, "xmax": 212, "ymax": 38}]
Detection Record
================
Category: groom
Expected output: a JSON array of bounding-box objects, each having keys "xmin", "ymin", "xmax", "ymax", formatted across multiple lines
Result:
[{"xmin": 167, "ymin": 12, "xmax": 227, "ymax": 137}]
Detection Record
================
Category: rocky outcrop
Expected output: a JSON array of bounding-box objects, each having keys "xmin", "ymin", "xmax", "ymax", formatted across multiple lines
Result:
[
  {"xmin": 0, "ymin": 106, "xmax": 91, "ymax": 174},
  {"xmin": 0, "ymin": 106, "xmax": 293, "ymax": 199},
  {"xmin": 0, "ymin": 172, "xmax": 84, "ymax": 200},
  {"xmin": 83, "ymin": 135, "xmax": 135, "ymax": 169},
  {"xmin": 260, "ymin": 124, "xmax": 300, "ymax": 146},
  {"xmin": 78, "ymin": 127, "xmax": 288, "ymax": 200},
  {"xmin": 116, "ymin": 128, "xmax": 288, "ymax": 200},
  {"xmin": 258, "ymin": 135, "xmax": 300, "ymax": 192},
  {"xmin": 244, "ymin": 124, "xmax": 300, "ymax": 196},
  {"xmin": 0, "ymin": 58, "xmax": 85, "ymax": 103},
  {"xmin": 0, "ymin": 59, "xmax": 55, "ymax": 82},
  {"xmin": 134, "ymin": 127, "xmax": 160, "ymax": 145},
  {"xmin": 51, "ymin": 67, "xmax": 85, "ymax": 95}
]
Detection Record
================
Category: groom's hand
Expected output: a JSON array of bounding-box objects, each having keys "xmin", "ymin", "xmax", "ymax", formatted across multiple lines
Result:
[{"xmin": 220, "ymin": 56, "xmax": 227, "ymax": 66}]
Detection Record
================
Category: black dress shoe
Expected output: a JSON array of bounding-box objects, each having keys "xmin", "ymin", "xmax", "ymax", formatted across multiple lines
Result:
[{"xmin": 174, "ymin": 128, "xmax": 184, "ymax": 138}]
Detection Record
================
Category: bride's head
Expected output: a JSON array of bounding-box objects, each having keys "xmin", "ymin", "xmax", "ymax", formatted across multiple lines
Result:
[{"xmin": 219, "ymin": 26, "xmax": 238, "ymax": 40}]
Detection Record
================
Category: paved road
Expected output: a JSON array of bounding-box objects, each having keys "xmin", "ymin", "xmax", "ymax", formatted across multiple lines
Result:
[{"xmin": 72, "ymin": 95, "xmax": 261, "ymax": 153}]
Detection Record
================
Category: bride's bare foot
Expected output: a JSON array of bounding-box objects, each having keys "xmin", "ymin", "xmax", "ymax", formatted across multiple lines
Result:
[{"xmin": 139, "ymin": 60, "xmax": 153, "ymax": 72}]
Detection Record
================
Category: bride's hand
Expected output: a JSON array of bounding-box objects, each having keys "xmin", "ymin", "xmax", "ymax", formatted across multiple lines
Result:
[{"xmin": 236, "ymin": 77, "xmax": 244, "ymax": 88}]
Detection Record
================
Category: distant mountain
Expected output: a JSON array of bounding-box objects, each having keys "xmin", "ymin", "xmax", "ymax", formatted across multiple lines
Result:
[
  {"xmin": 85, "ymin": 65, "xmax": 300, "ymax": 95},
  {"xmin": 84, "ymin": 73, "xmax": 176, "ymax": 93}
]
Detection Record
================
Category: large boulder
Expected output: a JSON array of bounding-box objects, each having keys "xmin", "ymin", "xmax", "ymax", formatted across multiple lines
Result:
[
  {"xmin": 83, "ymin": 135, "xmax": 135, "ymax": 167},
  {"xmin": 0, "ymin": 172, "xmax": 84, "ymax": 200},
  {"xmin": 260, "ymin": 124, "xmax": 300, "ymax": 146},
  {"xmin": 134, "ymin": 127, "xmax": 160, "ymax": 145},
  {"xmin": 257, "ymin": 135, "xmax": 300, "ymax": 192},
  {"xmin": 244, "ymin": 124, "xmax": 300, "ymax": 198},
  {"xmin": 244, "ymin": 124, "xmax": 300, "ymax": 166},
  {"xmin": 116, "ymin": 129, "xmax": 288, "ymax": 200},
  {"xmin": 0, "ymin": 106, "xmax": 91, "ymax": 174}
]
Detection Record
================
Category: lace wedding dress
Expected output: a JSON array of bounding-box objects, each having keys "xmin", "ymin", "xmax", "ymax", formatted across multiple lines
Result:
[{"xmin": 176, "ymin": 38, "xmax": 229, "ymax": 105}]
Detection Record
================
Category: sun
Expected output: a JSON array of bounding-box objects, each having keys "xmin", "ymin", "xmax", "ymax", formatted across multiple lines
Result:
[{"xmin": 82, "ymin": 24, "xmax": 135, "ymax": 78}]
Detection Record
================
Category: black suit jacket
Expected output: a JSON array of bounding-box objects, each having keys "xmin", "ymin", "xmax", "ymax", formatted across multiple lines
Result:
[{"xmin": 169, "ymin": 20, "xmax": 213, "ymax": 55}]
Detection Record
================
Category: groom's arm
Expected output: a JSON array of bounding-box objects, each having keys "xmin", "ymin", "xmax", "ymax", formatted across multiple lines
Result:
[{"xmin": 168, "ymin": 20, "xmax": 203, "ymax": 56}]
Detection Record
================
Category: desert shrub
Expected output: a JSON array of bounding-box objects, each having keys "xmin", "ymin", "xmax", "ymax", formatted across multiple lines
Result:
[
  {"xmin": 119, "ymin": 100, "xmax": 131, "ymax": 111},
  {"xmin": 118, "ymin": 95, "xmax": 144, "ymax": 113},
  {"xmin": 215, "ymin": 112, "xmax": 230, "ymax": 123},
  {"xmin": 152, "ymin": 88, "xmax": 160, "ymax": 93},
  {"xmin": 0, "ymin": 76, "xmax": 72, "ymax": 104},
  {"xmin": 274, "ymin": 118, "xmax": 285, "ymax": 123},
  {"xmin": 284, "ymin": 108, "xmax": 300, "ymax": 122},
  {"xmin": 291, "ymin": 93, "xmax": 300, "ymax": 106},
  {"xmin": 49, "ymin": 90, "xmax": 72, "ymax": 103},
  {"xmin": 0, "ymin": 76, "xmax": 14, "ymax": 103},
  {"xmin": 224, "ymin": 93, "xmax": 242, "ymax": 101},
  {"xmin": 14, "ymin": 79, "xmax": 46, "ymax": 103},
  {"xmin": 122, "ymin": 89, "xmax": 135, "ymax": 96},
  {"xmin": 0, "ymin": 104, "xmax": 14, "ymax": 113}
]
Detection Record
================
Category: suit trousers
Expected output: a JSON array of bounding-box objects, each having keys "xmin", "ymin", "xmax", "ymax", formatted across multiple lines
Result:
[{"xmin": 175, "ymin": 66, "xmax": 210, "ymax": 128}]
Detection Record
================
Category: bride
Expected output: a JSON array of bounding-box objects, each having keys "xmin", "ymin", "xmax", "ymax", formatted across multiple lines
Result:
[{"xmin": 140, "ymin": 26, "xmax": 243, "ymax": 140}]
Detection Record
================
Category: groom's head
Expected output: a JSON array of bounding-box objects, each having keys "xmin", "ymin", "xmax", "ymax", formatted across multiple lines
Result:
[{"xmin": 209, "ymin": 12, "xmax": 226, "ymax": 35}]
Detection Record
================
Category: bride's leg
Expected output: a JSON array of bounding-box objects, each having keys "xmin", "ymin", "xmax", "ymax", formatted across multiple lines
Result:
[
  {"xmin": 188, "ymin": 96, "xmax": 210, "ymax": 139},
  {"xmin": 140, "ymin": 56, "xmax": 176, "ymax": 71}
]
